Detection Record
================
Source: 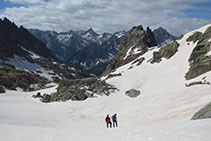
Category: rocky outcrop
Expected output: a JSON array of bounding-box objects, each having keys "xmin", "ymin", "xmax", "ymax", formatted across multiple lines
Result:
[
  {"xmin": 132, "ymin": 57, "xmax": 145, "ymax": 66},
  {"xmin": 103, "ymin": 25, "xmax": 157, "ymax": 75},
  {"xmin": 151, "ymin": 41, "xmax": 180, "ymax": 63},
  {"xmin": 105, "ymin": 73, "xmax": 122, "ymax": 80},
  {"xmin": 191, "ymin": 102, "xmax": 211, "ymax": 120},
  {"xmin": 185, "ymin": 80, "xmax": 210, "ymax": 87},
  {"xmin": 125, "ymin": 89, "xmax": 141, "ymax": 98},
  {"xmin": 0, "ymin": 66, "xmax": 50, "ymax": 92},
  {"xmin": 186, "ymin": 26, "xmax": 211, "ymax": 80},
  {"xmin": 47, "ymin": 77, "xmax": 117, "ymax": 102},
  {"xmin": 186, "ymin": 32, "xmax": 202, "ymax": 43}
]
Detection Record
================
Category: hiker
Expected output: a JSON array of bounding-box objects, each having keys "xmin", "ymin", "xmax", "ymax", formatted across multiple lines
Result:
[
  {"xmin": 112, "ymin": 113, "xmax": 118, "ymax": 127},
  {"xmin": 105, "ymin": 114, "xmax": 112, "ymax": 128}
]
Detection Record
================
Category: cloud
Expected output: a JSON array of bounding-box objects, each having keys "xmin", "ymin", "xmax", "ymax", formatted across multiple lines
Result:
[
  {"xmin": 4, "ymin": 0, "xmax": 45, "ymax": 5},
  {"xmin": 0, "ymin": 0, "xmax": 211, "ymax": 36}
]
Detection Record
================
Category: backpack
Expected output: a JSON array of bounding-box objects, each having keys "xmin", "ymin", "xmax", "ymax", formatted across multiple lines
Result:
[
  {"xmin": 106, "ymin": 117, "xmax": 110, "ymax": 123},
  {"xmin": 112, "ymin": 115, "xmax": 116, "ymax": 121}
]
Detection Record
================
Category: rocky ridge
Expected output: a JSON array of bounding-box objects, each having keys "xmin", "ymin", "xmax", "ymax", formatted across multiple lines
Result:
[{"xmin": 104, "ymin": 25, "xmax": 157, "ymax": 75}]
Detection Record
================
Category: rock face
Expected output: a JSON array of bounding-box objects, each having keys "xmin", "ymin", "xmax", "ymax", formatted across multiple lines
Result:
[
  {"xmin": 47, "ymin": 77, "xmax": 117, "ymax": 102},
  {"xmin": 0, "ymin": 65, "xmax": 50, "ymax": 92},
  {"xmin": 151, "ymin": 41, "xmax": 180, "ymax": 63},
  {"xmin": 191, "ymin": 102, "xmax": 211, "ymax": 120},
  {"xmin": 103, "ymin": 25, "xmax": 157, "ymax": 75},
  {"xmin": 0, "ymin": 18, "xmax": 54, "ymax": 60},
  {"xmin": 186, "ymin": 26, "xmax": 211, "ymax": 80},
  {"xmin": 125, "ymin": 89, "xmax": 141, "ymax": 98},
  {"xmin": 153, "ymin": 27, "xmax": 176, "ymax": 45}
]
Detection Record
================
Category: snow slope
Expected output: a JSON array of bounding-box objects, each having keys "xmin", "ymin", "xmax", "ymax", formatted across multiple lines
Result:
[
  {"xmin": 0, "ymin": 84, "xmax": 211, "ymax": 141},
  {"xmin": 0, "ymin": 55, "xmax": 61, "ymax": 81},
  {"xmin": 1, "ymin": 25, "xmax": 211, "ymax": 141}
]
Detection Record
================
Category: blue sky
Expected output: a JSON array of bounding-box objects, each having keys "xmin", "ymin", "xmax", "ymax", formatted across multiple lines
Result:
[
  {"xmin": 182, "ymin": 2, "xmax": 211, "ymax": 19},
  {"xmin": 0, "ymin": 0, "xmax": 211, "ymax": 36},
  {"xmin": 0, "ymin": 1, "xmax": 19, "ymax": 9}
]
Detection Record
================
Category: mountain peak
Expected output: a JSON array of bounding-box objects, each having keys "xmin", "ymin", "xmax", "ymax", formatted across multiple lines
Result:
[
  {"xmin": 87, "ymin": 28, "xmax": 95, "ymax": 33},
  {"xmin": 153, "ymin": 27, "xmax": 176, "ymax": 45},
  {"xmin": 84, "ymin": 28, "xmax": 99, "ymax": 37},
  {"xmin": 87, "ymin": 28, "xmax": 94, "ymax": 32},
  {"xmin": 157, "ymin": 27, "xmax": 166, "ymax": 30}
]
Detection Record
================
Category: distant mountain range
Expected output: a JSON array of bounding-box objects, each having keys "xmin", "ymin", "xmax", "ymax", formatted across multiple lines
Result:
[
  {"xmin": 29, "ymin": 29, "xmax": 128, "ymax": 75},
  {"xmin": 29, "ymin": 26, "xmax": 175, "ymax": 75},
  {"xmin": 0, "ymin": 18, "xmax": 89, "ymax": 92}
]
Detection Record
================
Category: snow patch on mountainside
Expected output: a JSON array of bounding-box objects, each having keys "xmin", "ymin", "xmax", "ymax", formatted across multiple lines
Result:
[
  {"xmin": 101, "ymin": 24, "xmax": 211, "ymax": 125},
  {"xmin": 0, "ymin": 56, "xmax": 61, "ymax": 81},
  {"xmin": 57, "ymin": 34, "xmax": 73, "ymax": 42},
  {"xmin": 116, "ymin": 32, "xmax": 124, "ymax": 38},
  {"xmin": 105, "ymin": 24, "xmax": 211, "ymax": 95},
  {"xmin": 123, "ymin": 45, "xmax": 135, "ymax": 60},
  {"xmin": 19, "ymin": 45, "xmax": 40, "ymax": 59}
]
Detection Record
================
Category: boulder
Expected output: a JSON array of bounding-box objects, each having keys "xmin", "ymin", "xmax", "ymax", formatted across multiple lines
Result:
[
  {"xmin": 191, "ymin": 102, "xmax": 211, "ymax": 120},
  {"xmin": 0, "ymin": 85, "xmax": 5, "ymax": 93},
  {"xmin": 41, "ymin": 93, "xmax": 51, "ymax": 103},
  {"xmin": 125, "ymin": 89, "xmax": 141, "ymax": 98}
]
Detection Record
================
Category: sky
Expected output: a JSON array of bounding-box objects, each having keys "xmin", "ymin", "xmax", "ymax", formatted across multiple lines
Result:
[{"xmin": 0, "ymin": 0, "xmax": 211, "ymax": 36}]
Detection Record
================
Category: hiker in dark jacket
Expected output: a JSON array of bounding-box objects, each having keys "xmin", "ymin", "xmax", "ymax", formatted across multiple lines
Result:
[
  {"xmin": 112, "ymin": 113, "xmax": 118, "ymax": 127},
  {"xmin": 105, "ymin": 114, "xmax": 112, "ymax": 128}
]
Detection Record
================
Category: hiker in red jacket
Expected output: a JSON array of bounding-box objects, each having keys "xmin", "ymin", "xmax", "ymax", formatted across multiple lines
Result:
[{"xmin": 105, "ymin": 114, "xmax": 112, "ymax": 128}]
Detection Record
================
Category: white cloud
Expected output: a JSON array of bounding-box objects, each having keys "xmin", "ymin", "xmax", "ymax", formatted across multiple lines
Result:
[
  {"xmin": 1, "ymin": 0, "xmax": 211, "ymax": 36},
  {"xmin": 5, "ymin": 0, "xmax": 45, "ymax": 5}
]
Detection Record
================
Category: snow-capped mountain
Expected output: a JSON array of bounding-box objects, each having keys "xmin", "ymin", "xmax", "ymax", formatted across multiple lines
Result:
[
  {"xmin": 29, "ymin": 28, "xmax": 113, "ymax": 63},
  {"xmin": 0, "ymin": 18, "xmax": 89, "ymax": 92},
  {"xmin": 29, "ymin": 28, "xmax": 128, "ymax": 75},
  {"xmin": 29, "ymin": 29, "xmax": 87, "ymax": 62},
  {"xmin": 153, "ymin": 27, "xmax": 176, "ymax": 45},
  {"xmin": 69, "ymin": 31, "xmax": 128, "ymax": 75}
]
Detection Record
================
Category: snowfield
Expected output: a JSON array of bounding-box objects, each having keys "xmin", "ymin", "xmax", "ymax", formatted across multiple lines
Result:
[
  {"xmin": 0, "ymin": 85, "xmax": 211, "ymax": 141},
  {"xmin": 1, "ymin": 24, "xmax": 211, "ymax": 141}
]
